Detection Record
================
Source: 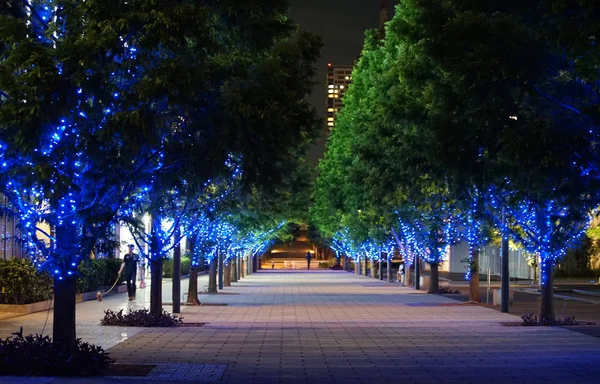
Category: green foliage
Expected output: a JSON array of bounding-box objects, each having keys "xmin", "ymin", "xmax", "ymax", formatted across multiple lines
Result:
[
  {"xmin": 318, "ymin": 260, "xmax": 336, "ymax": 269},
  {"xmin": 0, "ymin": 258, "xmax": 52, "ymax": 304},
  {"xmin": 76, "ymin": 259, "xmax": 123, "ymax": 293},
  {"xmin": 0, "ymin": 328, "xmax": 113, "ymax": 376},
  {"xmin": 162, "ymin": 256, "xmax": 191, "ymax": 278},
  {"xmin": 101, "ymin": 309, "xmax": 183, "ymax": 327}
]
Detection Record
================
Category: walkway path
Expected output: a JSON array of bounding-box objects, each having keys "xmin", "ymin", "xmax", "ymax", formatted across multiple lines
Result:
[{"xmin": 1, "ymin": 270, "xmax": 600, "ymax": 383}]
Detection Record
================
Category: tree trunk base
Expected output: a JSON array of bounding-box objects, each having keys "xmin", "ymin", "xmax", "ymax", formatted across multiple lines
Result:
[
  {"xmin": 150, "ymin": 259, "xmax": 163, "ymax": 316},
  {"xmin": 469, "ymin": 250, "xmax": 480, "ymax": 302},
  {"xmin": 186, "ymin": 267, "xmax": 201, "ymax": 305},
  {"xmin": 427, "ymin": 263, "xmax": 439, "ymax": 294},
  {"xmin": 540, "ymin": 262, "xmax": 555, "ymax": 320},
  {"xmin": 53, "ymin": 275, "xmax": 77, "ymax": 351},
  {"xmin": 208, "ymin": 258, "xmax": 218, "ymax": 293}
]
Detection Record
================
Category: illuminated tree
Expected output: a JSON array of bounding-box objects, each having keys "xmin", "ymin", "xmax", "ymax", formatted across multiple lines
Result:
[{"xmin": 1, "ymin": 0, "xmax": 320, "ymax": 348}]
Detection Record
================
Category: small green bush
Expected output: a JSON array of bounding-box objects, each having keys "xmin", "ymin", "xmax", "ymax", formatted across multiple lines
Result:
[
  {"xmin": 163, "ymin": 256, "xmax": 191, "ymax": 278},
  {"xmin": 101, "ymin": 309, "xmax": 183, "ymax": 327},
  {"xmin": 102, "ymin": 258, "xmax": 123, "ymax": 286},
  {"xmin": 0, "ymin": 328, "xmax": 113, "ymax": 376},
  {"xmin": 0, "ymin": 258, "xmax": 53, "ymax": 304},
  {"xmin": 77, "ymin": 259, "xmax": 123, "ymax": 293}
]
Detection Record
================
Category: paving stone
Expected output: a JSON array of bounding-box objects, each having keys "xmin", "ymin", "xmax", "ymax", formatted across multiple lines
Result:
[{"xmin": 2, "ymin": 271, "xmax": 600, "ymax": 383}]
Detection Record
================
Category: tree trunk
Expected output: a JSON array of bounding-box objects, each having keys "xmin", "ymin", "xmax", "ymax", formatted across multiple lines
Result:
[
  {"xmin": 52, "ymin": 225, "xmax": 78, "ymax": 350},
  {"xmin": 150, "ymin": 259, "xmax": 163, "ymax": 315},
  {"xmin": 428, "ymin": 263, "xmax": 439, "ymax": 294},
  {"xmin": 415, "ymin": 258, "xmax": 420, "ymax": 290},
  {"xmin": 241, "ymin": 256, "xmax": 245, "ymax": 278},
  {"xmin": 172, "ymin": 227, "xmax": 181, "ymax": 313},
  {"xmin": 224, "ymin": 262, "xmax": 232, "ymax": 286},
  {"xmin": 218, "ymin": 250, "xmax": 224, "ymax": 289},
  {"xmin": 469, "ymin": 248, "xmax": 481, "ymax": 302},
  {"xmin": 149, "ymin": 214, "xmax": 163, "ymax": 316},
  {"xmin": 186, "ymin": 236, "xmax": 200, "ymax": 305},
  {"xmin": 53, "ymin": 275, "xmax": 77, "ymax": 350},
  {"xmin": 232, "ymin": 257, "xmax": 238, "ymax": 283},
  {"xmin": 186, "ymin": 265, "xmax": 201, "ymax": 305},
  {"xmin": 533, "ymin": 261, "xmax": 538, "ymax": 285},
  {"xmin": 371, "ymin": 260, "xmax": 377, "ymax": 279},
  {"xmin": 386, "ymin": 258, "xmax": 391, "ymax": 282},
  {"xmin": 379, "ymin": 259, "xmax": 383, "ymax": 281},
  {"xmin": 208, "ymin": 257, "xmax": 218, "ymax": 293},
  {"xmin": 540, "ymin": 261, "xmax": 555, "ymax": 320}
]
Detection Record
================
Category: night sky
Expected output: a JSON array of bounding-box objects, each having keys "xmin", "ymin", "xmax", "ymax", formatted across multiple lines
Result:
[{"xmin": 288, "ymin": 0, "xmax": 393, "ymax": 166}]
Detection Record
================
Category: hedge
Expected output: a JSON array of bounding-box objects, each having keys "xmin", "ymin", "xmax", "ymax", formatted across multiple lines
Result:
[{"xmin": 0, "ymin": 258, "xmax": 53, "ymax": 304}]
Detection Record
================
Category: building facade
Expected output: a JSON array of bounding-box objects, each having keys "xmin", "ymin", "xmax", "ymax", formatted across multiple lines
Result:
[{"xmin": 325, "ymin": 64, "xmax": 353, "ymax": 129}]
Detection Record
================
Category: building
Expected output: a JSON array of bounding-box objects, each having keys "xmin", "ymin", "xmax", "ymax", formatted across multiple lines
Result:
[
  {"xmin": 379, "ymin": 0, "xmax": 388, "ymax": 39},
  {"xmin": 324, "ymin": 2, "xmax": 389, "ymax": 130},
  {"xmin": 325, "ymin": 64, "xmax": 353, "ymax": 129}
]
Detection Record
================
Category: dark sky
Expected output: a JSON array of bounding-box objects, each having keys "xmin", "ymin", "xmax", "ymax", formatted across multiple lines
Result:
[{"xmin": 288, "ymin": 0, "xmax": 392, "ymax": 166}]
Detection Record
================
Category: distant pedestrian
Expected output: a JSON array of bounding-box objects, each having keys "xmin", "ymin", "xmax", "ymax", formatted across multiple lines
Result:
[
  {"xmin": 119, "ymin": 244, "xmax": 139, "ymax": 301},
  {"xmin": 306, "ymin": 251, "xmax": 312, "ymax": 270},
  {"xmin": 138, "ymin": 254, "xmax": 146, "ymax": 289},
  {"xmin": 400, "ymin": 261, "xmax": 406, "ymax": 285},
  {"xmin": 271, "ymin": 260, "xmax": 275, "ymax": 269}
]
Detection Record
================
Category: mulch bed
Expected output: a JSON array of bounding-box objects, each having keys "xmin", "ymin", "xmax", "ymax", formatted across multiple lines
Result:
[
  {"xmin": 105, "ymin": 364, "xmax": 156, "ymax": 377},
  {"xmin": 199, "ymin": 292, "xmax": 241, "ymax": 295},
  {"xmin": 500, "ymin": 322, "xmax": 523, "ymax": 327},
  {"xmin": 176, "ymin": 322, "xmax": 207, "ymax": 327}
]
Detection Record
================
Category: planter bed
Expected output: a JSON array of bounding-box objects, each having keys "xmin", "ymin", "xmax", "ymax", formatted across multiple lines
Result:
[
  {"xmin": 0, "ymin": 299, "xmax": 54, "ymax": 314},
  {"xmin": 0, "ymin": 285, "xmax": 122, "ymax": 315}
]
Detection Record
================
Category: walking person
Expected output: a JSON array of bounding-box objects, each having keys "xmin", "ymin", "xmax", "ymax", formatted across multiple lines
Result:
[
  {"xmin": 306, "ymin": 251, "xmax": 312, "ymax": 270},
  {"xmin": 138, "ymin": 254, "xmax": 146, "ymax": 288},
  {"xmin": 119, "ymin": 244, "xmax": 139, "ymax": 301}
]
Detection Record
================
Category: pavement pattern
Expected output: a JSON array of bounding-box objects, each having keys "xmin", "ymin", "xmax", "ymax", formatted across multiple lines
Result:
[{"xmin": 1, "ymin": 270, "xmax": 600, "ymax": 383}]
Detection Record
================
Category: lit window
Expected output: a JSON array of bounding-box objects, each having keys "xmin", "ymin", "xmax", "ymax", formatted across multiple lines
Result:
[
  {"xmin": 328, "ymin": 122, "xmax": 334, "ymax": 126},
  {"xmin": 328, "ymin": 85, "xmax": 334, "ymax": 89},
  {"xmin": 345, "ymin": 76, "xmax": 349, "ymax": 80},
  {"xmin": 328, "ymin": 94, "xmax": 334, "ymax": 98},
  {"xmin": 327, "ymin": 108, "xmax": 334, "ymax": 112},
  {"xmin": 340, "ymin": 85, "xmax": 344, "ymax": 89},
  {"xmin": 328, "ymin": 90, "xmax": 333, "ymax": 93},
  {"xmin": 327, "ymin": 117, "xmax": 334, "ymax": 121},
  {"xmin": 334, "ymin": 90, "xmax": 338, "ymax": 93}
]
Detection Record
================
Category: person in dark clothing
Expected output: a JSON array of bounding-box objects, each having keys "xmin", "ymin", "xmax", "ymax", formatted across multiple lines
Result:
[
  {"xmin": 119, "ymin": 244, "xmax": 139, "ymax": 301},
  {"xmin": 306, "ymin": 251, "xmax": 312, "ymax": 270}
]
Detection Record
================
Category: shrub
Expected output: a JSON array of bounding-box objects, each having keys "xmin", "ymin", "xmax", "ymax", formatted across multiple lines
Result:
[
  {"xmin": 77, "ymin": 260, "xmax": 103, "ymax": 293},
  {"xmin": 103, "ymin": 258, "xmax": 124, "ymax": 286},
  {"xmin": 437, "ymin": 287, "xmax": 461, "ymax": 294},
  {"xmin": 77, "ymin": 259, "xmax": 124, "ymax": 293},
  {"xmin": 0, "ymin": 258, "xmax": 53, "ymax": 304},
  {"xmin": 520, "ymin": 313, "xmax": 592, "ymax": 326},
  {"xmin": 0, "ymin": 328, "xmax": 114, "ymax": 376},
  {"xmin": 163, "ymin": 256, "xmax": 191, "ymax": 278},
  {"xmin": 101, "ymin": 309, "xmax": 183, "ymax": 327}
]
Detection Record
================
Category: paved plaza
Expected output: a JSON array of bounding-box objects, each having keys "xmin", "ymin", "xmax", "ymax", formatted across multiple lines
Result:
[{"xmin": 1, "ymin": 270, "xmax": 600, "ymax": 383}]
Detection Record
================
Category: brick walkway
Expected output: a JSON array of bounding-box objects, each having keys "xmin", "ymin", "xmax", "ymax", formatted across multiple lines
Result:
[{"xmin": 2, "ymin": 270, "xmax": 600, "ymax": 383}]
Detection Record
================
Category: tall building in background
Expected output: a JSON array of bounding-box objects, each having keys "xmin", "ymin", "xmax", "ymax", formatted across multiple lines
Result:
[
  {"xmin": 325, "ymin": 63, "xmax": 353, "ymax": 129},
  {"xmin": 324, "ymin": 2, "xmax": 389, "ymax": 131},
  {"xmin": 379, "ymin": 0, "xmax": 388, "ymax": 38}
]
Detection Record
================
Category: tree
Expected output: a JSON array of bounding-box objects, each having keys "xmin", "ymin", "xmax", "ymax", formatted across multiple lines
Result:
[{"xmin": 1, "ymin": 0, "xmax": 321, "ymax": 348}]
